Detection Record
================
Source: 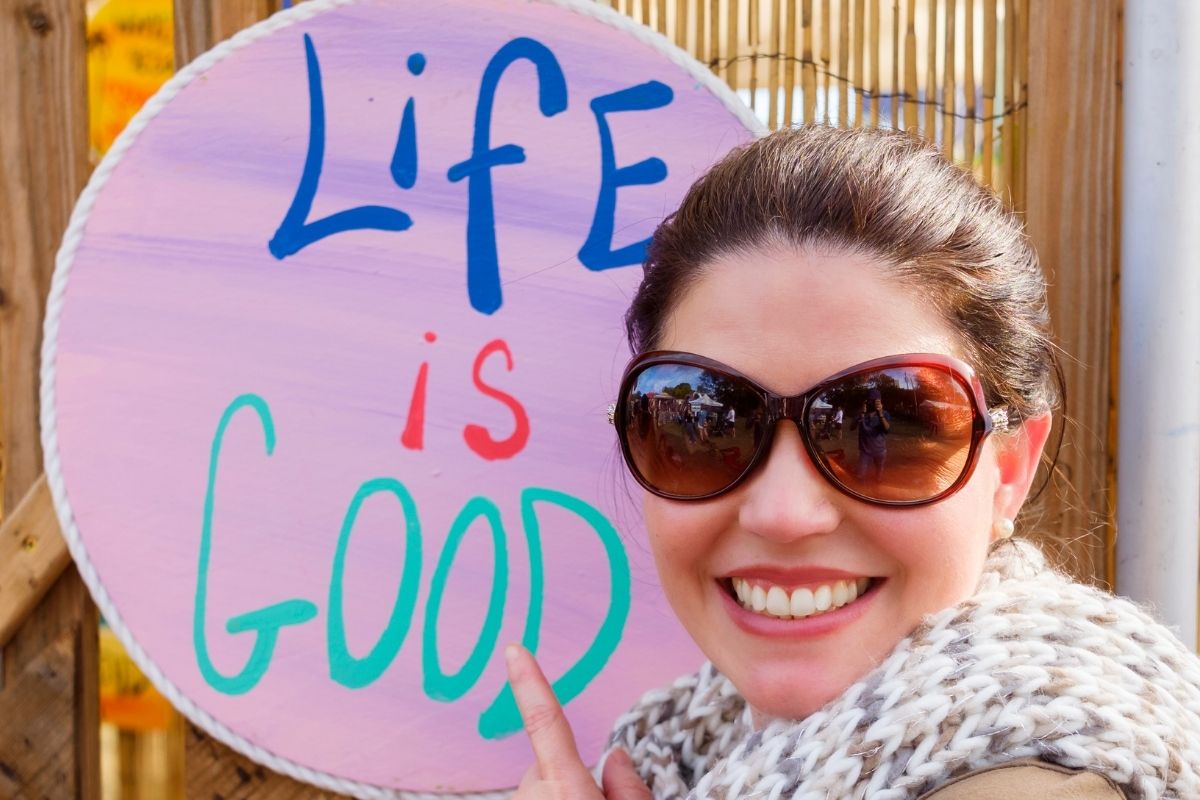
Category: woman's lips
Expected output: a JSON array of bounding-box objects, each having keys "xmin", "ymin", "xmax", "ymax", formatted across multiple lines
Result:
[{"xmin": 716, "ymin": 575, "xmax": 883, "ymax": 637}]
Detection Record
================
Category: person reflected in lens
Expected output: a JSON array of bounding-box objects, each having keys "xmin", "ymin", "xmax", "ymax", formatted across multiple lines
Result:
[{"xmin": 853, "ymin": 389, "xmax": 891, "ymax": 481}]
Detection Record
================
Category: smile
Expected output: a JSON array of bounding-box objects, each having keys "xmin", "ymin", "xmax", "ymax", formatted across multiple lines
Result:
[{"xmin": 729, "ymin": 576, "xmax": 873, "ymax": 620}]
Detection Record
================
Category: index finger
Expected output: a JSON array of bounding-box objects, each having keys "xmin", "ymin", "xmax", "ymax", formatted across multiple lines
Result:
[{"xmin": 505, "ymin": 644, "xmax": 584, "ymax": 781}]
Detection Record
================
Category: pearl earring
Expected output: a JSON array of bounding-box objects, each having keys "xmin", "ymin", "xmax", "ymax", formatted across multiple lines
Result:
[{"xmin": 993, "ymin": 517, "xmax": 1015, "ymax": 540}]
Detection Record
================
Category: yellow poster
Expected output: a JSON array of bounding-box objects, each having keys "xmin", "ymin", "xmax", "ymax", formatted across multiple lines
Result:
[{"xmin": 87, "ymin": 0, "xmax": 174, "ymax": 155}]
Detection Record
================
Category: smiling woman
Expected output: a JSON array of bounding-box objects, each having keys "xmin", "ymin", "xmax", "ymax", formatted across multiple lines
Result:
[{"xmin": 501, "ymin": 126, "xmax": 1200, "ymax": 799}]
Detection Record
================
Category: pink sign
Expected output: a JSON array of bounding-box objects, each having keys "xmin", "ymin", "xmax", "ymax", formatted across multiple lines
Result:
[{"xmin": 44, "ymin": 0, "xmax": 760, "ymax": 794}]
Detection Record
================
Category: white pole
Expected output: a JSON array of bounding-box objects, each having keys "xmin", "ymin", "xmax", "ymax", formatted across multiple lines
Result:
[{"xmin": 1117, "ymin": 2, "xmax": 1200, "ymax": 649}]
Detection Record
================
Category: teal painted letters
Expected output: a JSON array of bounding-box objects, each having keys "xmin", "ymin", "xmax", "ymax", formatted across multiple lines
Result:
[
  {"xmin": 194, "ymin": 393, "xmax": 318, "ymax": 696},
  {"xmin": 422, "ymin": 496, "xmax": 508, "ymax": 701},
  {"xmin": 327, "ymin": 477, "xmax": 423, "ymax": 688},
  {"xmin": 477, "ymin": 487, "xmax": 630, "ymax": 739}
]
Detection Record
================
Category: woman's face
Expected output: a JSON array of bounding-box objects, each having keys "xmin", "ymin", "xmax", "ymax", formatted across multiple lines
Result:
[{"xmin": 643, "ymin": 244, "xmax": 1006, "ymax": 721}]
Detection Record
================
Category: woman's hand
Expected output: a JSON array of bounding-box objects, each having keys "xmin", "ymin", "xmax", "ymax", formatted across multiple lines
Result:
[{"xmin": 506, "ymin": 644, "xmax": 651, "ymax": 800}]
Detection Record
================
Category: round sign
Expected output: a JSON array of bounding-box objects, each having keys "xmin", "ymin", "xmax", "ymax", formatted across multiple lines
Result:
[{"xmin": 45, "ymin": 0, "xmax": 761, "ymax": 794}]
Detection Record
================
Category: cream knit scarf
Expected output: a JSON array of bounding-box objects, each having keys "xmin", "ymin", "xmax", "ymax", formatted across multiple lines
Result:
[{"xmin": 609, "ymin": 541, "xmax": 1200, "ymax": 799}]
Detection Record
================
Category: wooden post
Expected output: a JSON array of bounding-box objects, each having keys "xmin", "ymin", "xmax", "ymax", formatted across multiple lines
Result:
[
  {"xmin": 748, "ymin": 0, "xmax": 759, "ymax": 111},
  {"xmin": 1021, "ymin": 0, "xmax": 1122, "ymax": 586},
  {"xmin": 0, "ymin": 0, "xmax": 98, "ymax": 797},
  {"xmin": 782, "ymin": 0, "xmax": 796, "ymax": 125},
  {"xmin": 772, "ymin": 0, "xmax": 782, "ymax": 126},
  {"xmin": 852, "ymin": 0, "xmax": 864, "ymax": 126},
  {"xmin": 799, "ymin": 0, "xmax": 814, "ymax": 123},
  {"xmin": 962, "ymin": 0, "xmax": 974, "ymax": 169},
  {"xmin": 923, "ymin": 0, "xmax": 936, "ymax": 140},
  {"xmin": 902, "ymin": 0, "xmax": 917, "ymax": 132},
  {"xmin": 941, "ymin": 0, "xmax": 955, "ymax": 159},
  {"xmin": 981, "ymin": 0, "xmax": 996, "ymax": 184}
]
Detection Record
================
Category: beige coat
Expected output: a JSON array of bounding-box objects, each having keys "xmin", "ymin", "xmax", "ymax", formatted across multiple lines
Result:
[{"xmin": 919, "ymin": 759, "xmax": 1125, "ymax": 799}]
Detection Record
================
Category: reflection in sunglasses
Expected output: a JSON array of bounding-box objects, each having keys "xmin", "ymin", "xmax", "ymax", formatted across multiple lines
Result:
[
  {"xmin": 810, "ymin": 367, "xmax": 973, "ymax": 501},
  {"xmin": 624, "ymin": 395, "xmax": 761, "ymax": 497},
  {"xmin": 619, "ymin": 357, "xmax": 987, "ymax": 505}
]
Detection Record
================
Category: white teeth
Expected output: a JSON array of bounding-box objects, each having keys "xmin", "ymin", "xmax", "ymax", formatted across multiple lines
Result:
[
  {"xmin": 731, "ymin": 576, "xmax": 873, "ymax": 620},
  {"xmin": 790, "ymin": 587, "xmax": 815, "ymax": 617},
  {"xmin": 813, "ymin": 584, "xmax": 833, "ymax": 612},
  {"xmin": 751, "ymin": 585, "xmax": 767, "ymax": 612},
  {"xmin": 766, "ymin": 586, "xmax": 790, "ymax": 616}
]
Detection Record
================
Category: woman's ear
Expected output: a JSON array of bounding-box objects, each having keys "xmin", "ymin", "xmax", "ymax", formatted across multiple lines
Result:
[{"xmin": 991, "ymin": 412, "xmax": 1054, "ymax": 529}]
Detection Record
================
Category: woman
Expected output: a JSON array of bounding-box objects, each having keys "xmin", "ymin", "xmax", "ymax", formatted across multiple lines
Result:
[{"xmin": 504, "ymin": 126, "xmax": 1200, "ymax": 798}]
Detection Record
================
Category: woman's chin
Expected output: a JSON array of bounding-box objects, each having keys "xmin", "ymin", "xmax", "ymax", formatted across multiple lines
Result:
[{"xmin": 720, "ymin": 659, "xmax": 845, "ymax": 723}]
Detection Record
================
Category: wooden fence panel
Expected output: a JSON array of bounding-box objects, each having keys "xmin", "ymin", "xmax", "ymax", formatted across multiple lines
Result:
[
  {"xmin": 0, "ymin": 0, "xmax": 97, "ymax": 797},
  {"xmin": 1022, "ymin": 0, "xmax": 1121, "ymax": 586},
  {"xmin": 1, "ymin": 2, "xmax": 88, "ymax": 516}
]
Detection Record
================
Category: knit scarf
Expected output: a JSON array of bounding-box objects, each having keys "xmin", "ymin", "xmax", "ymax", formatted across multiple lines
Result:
[{"xmin": 609, "ymin": 541, "xmax": 1200, "ymax": 799}]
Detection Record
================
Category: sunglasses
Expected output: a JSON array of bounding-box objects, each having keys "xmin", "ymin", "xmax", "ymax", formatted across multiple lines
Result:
[{"xmin": 610, "ymin": 351, "xmax": 1009, "ymax": 506}]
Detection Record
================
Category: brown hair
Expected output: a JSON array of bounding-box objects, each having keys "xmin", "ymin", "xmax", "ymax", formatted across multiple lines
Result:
[{"xmin": 625, "ymin": 124, "xmax": 1060, "ymax": 424}]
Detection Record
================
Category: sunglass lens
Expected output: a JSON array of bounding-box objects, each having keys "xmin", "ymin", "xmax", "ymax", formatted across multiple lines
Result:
[
  {"xmin": 621, "ymin": 364, "xmax": 765, "ymax": 498},
  {"xmin": 807, "ymin": 366, "xmax": 976, "ymax": 502}
]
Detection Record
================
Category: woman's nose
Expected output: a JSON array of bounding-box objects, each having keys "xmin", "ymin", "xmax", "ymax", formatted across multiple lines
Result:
[{"xmin": 736, "ymin": 423, "xmax": 842, "ymax": 543}]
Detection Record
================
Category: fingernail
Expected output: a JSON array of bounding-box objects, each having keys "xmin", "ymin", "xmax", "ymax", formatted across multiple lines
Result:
[
  {"xmin": 505, "ymin": 644, "xmax": 521, "ymax": 666},
  {"xmin": 609, "ymin": 747, "xmax": 632, "ymax": 768}
]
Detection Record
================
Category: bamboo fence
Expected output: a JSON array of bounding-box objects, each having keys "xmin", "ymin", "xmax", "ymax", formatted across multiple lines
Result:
[{"xmin": 599, "ymin": 0, "xmax": 1029, "ymax": 203}]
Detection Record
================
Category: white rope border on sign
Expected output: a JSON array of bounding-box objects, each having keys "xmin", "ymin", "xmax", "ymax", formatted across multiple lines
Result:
[{"xmin": 39, "ymin": 1, "xmax": 766, "ymax": 797}]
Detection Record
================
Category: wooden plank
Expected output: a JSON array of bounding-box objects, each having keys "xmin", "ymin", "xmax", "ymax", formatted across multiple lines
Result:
[
  {"xmin": 800, "ymin": 0, "xmax": 814, "ymax": 122},
  {"xmin": 174, "ymin": 0, "xmax": 278, "ymax": 70},
  {"xmin": 1013, "ymin": 0, "xmax": 1028, "ymax": 206},
  {"xmin": 839, "ymin": 0, "xmax": 850, "ymax": 125},
  {"xmin": 772, "ymin": 0, "xmax": 782, "ymax": 126},
  {"xmin": 748, "ymin": 0, "xmax": 758, "ymax": 111},
  {"xmin": 675, "ymin": 0, "xmax": 687, "ymax": 49},
  {"xmin": 923, "ymin": 0, "xmax": 936, "ymax": 139},
  {"xmin": 903, "ymin": 0, "xmax": 917, "ymax": 131},
  {"xmin": 744, "ymin": 0, "xmax": 753, "ymax": 112},
  {"xmin": 0, "ymin": 3, "xmax": 89, "ymax": 519},
  {"xmin": 852, "ymin": 0, "xmax": 863, "ymax": 125},
  {"xmin": 0, "ymin": 476, "xmax": 69, "ymax": 649},
  {"xmin": 786, "ymin": 0, "xmax": 800, "ymax": 125},
  {"xmin": 710, "ymin": 0, "xmax": 719, "ymax": 73},
  {"xmin": 1021, "ymin": 0, "xmax": 1121, "ymax": 585},
  {"xmin": 941, "ymin": 0, "xmax": 955, "ymax": 159},
  {"xmin": 727, "ymin": 0, "xmax": 739, "ymax": 91},
  {"xmin": 213, "ymin": 0, "xmax": 280, "ymax": 44},
  {"xmin": 868, "ymin": 0, "xmax": 879, "ymax": 126},
  {"xmin": 820, "ymin": 0, "xmax": 831, "ymax": 121},
  {"xmin": 0, "ymin": 0, "xmax": 97, "ymax": 797},
  {"xmin": 982, "ymin": 0, "xmax": 996, "ymax": 184},
  {"xmin": 962, "ymin": 0, "xmax": 974, "ymax": 169},
  {"xmin": 0, "ymin": 566, "xmax": 99, "ymax": 800},
  {"xmin": 890, "ymin": 0, "xmax": 899, "ymax": 128},
  {"xmin": 186, "ymin": 724, "xmax": 354, "ymax": 799},
  {"xmin": 173, "ymin": 0, "xmax": 210, "ymax": 69}
]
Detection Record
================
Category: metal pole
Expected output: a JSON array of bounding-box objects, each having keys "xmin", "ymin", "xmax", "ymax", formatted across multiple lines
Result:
[{"xmin": 1117, "ymin": 1, "xmax": 1200, "ymax": 648}]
